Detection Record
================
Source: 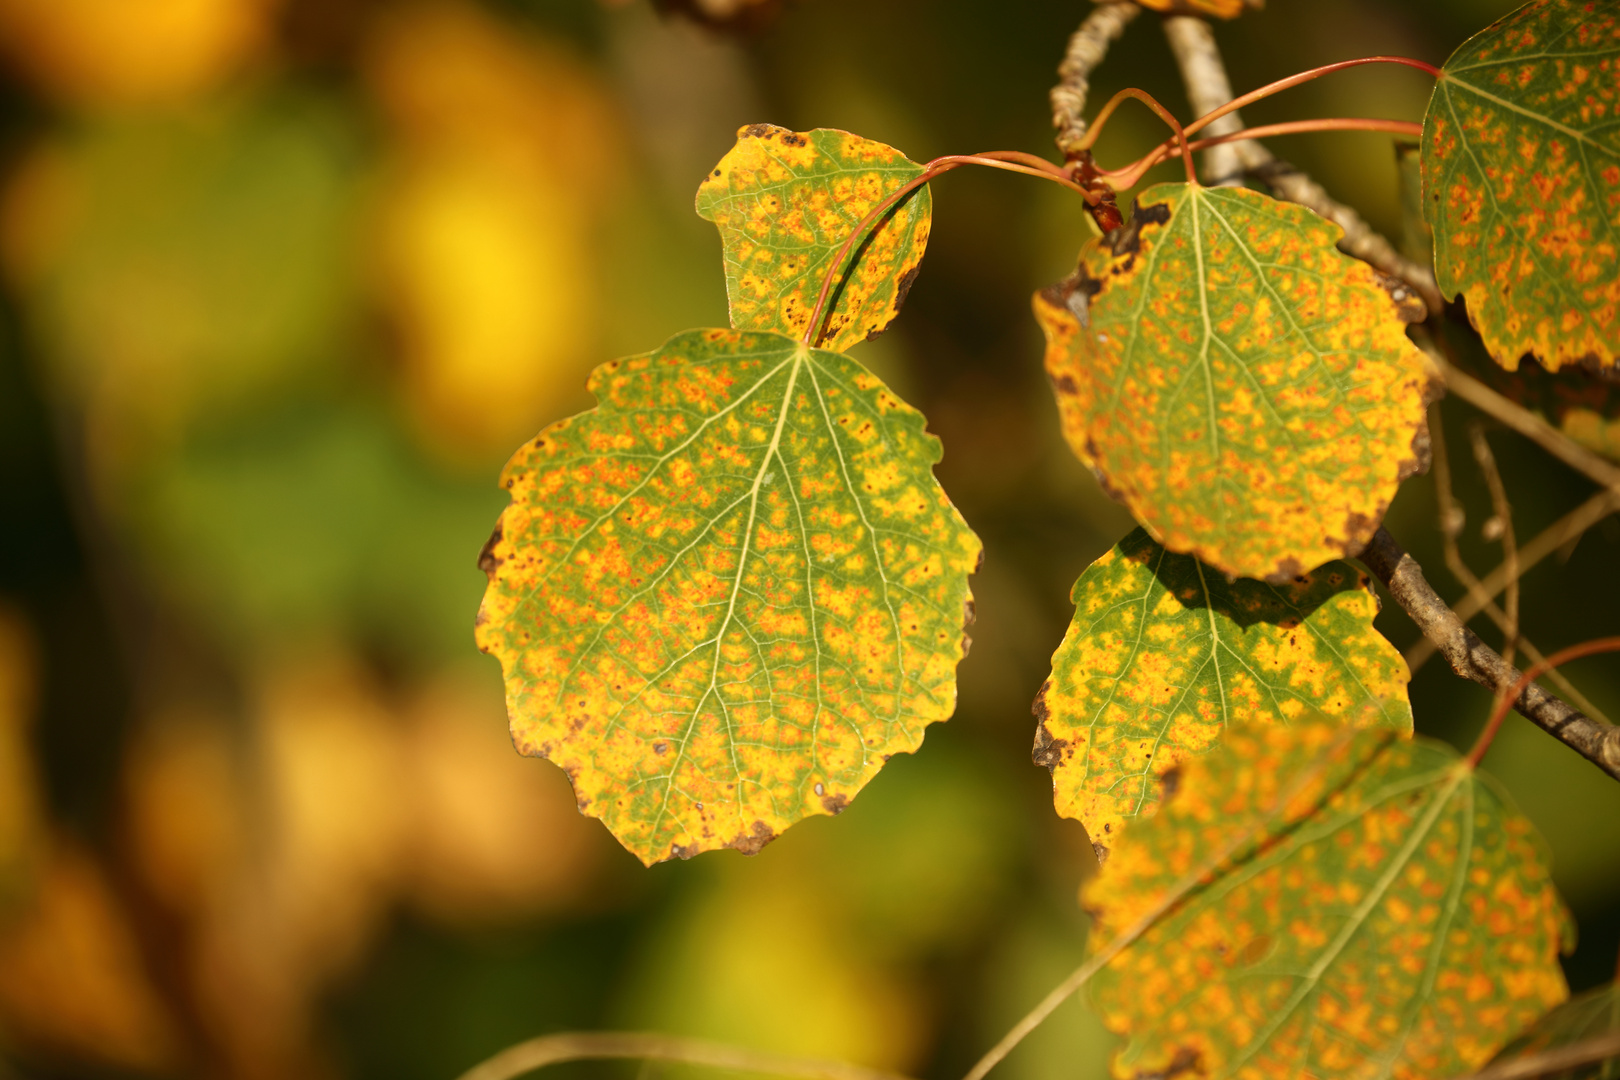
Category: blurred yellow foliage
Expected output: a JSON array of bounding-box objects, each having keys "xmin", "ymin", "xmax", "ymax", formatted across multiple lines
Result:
[
  {"xmin": 0, "ymin": 96, "xmax": 356, "ymax": 490},
  {"xmin": 0, "ymin": 607, "xmax": 42, "ymax": 906},
  {"xmin": 0, "ymin": 842, "xmax": 181, "ymax": 1073},
  {"xmin": 106, "ymin": 654, "xmax": 614, "ymax": 1075},
  {"xmin": 365, "ymin": 4, "xmax": 621, "ymax": 462},
  {"xmin": 625, "ymin": 857, "xmax": 928, "ymax": 1074},
  {"xmin": 0, "ymin": 0, "xmax": 283, "ymax": 108}
]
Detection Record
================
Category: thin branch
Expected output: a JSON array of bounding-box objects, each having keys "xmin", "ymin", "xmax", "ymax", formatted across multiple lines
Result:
[
  {"xmin": 454, "ymin": 1032, "xmax": 917, "ymax": 1080},
  {"xmin": 1052, "ymin": 2, "xmax": 1141, "ymax": 157},
  {"xmin": 1407, "ymin": 486, "xmax": 1620, "ymax": 670},
  {"xmin": 1424, "ymin": 405, "xmax": 1613, "ymax": 722},
  {"xmin": 1469, "ymin": 423, "xmax": 1520, "ymax": 669},
  {"xmin": 1435, "ymin": 357, "xmax": 1620, "ymax": 491},
  {"xmin": 1357, "ymin": 527, "xmax": 1620, "ymax": 781},
  {"xmin": 1160, "ymin": 15, "xmax": 1442, "ymax": 311},
  {"xmin": 1161, "ymin": 15, "xmax": 1256, "ymax": 185},
  {"xmin": 1470, "ymin": 637, "xmax": 1620, "ymax": 767},
  {"xmin": 1442, "ymin": 1029, "xmax": 1620, "ymax": 1080}
]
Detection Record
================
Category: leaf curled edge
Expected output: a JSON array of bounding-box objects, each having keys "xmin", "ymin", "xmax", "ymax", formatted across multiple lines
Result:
[{"xmin": 475, "ymin": 327, "xmax": 980, "ymax": 864}]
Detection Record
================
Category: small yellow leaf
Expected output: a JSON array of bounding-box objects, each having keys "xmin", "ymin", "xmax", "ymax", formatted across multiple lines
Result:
[{"xmin": 697, "ymin": 125, "xmax": 931, "ymax": 353}]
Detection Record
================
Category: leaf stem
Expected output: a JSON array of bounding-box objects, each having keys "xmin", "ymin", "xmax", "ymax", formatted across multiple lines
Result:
[
  {"xmin": 1075, "ymin": 87, "xmax": 1198, "ymax": 186},
  {"xmin": 801, "ymin": 153, "xmax": 1092, "ymax": 348},
  {"xmin": 1467, "ymin": 637, "xmax": 1620, "ymax": 769},
  {"xmin": 453, "ymin": 1031, "xmax": 917, "ymax": 1080},
  {"xmin": 1101, "ymin": 118, "xmax": 1425, "ymax": 189},
  {"xmin": 1182, "ymin": 55, "xmax": 1438, "ymax": 143}
]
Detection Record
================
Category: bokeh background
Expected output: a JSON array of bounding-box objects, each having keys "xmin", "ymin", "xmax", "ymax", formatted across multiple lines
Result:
[{"xmin": 1, "ymin": 0, "xmax": 1617, "ymax": 1077}]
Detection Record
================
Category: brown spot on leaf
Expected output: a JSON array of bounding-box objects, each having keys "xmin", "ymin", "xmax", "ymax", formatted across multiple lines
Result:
[
  {"xmin": 725, "ymin": 820, "xmax": 776, "ymax": 855},
  {"xmin": 477, "ymin": 523, "xmax": 504, "ymax": 579},
  {"xmin": 740, "ymin": 122, "xmax": 779, "ymax": 139},
  {"xmin": 1052, "ymin": 372, "xmax": 1079, "ymax": 396},
  {"xmin": 1373, "ymin": 271, "xmax": 1429, "ymax": 324},
  {"xmin": 1130, "ymin": 1046, "xmax": 1203, "ymax": 1079},
  {"xmin": 820, "ymin": 793, "xmax": 848, "ymax": 815},
  {"xmin": 1110, "ymin": 198, "xmax": 1171, "ymax": 259}
]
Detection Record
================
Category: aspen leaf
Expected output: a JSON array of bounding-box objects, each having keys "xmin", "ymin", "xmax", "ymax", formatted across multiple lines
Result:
[
  {"xmin": 1422, "ymin": 0, "xmax": 1620, "ymax": 373},
  {"xmin": 1033, "ymin": 528, "xmax": 1412, "ymax": 858},
  {"xmin": 1035, "ymin": 184, "xmax": 1433, "ymax": 582},
  {"xmin": 696, "ymin": 125, "xmax": 931, "ymax": 353},
  {"xmin": 1085, "ymin": 719, "xmax": 1571, "ymax": 1080},
  {"xmin": 475, "ymin": 328, "xmax": 980, "ymax": 865}
]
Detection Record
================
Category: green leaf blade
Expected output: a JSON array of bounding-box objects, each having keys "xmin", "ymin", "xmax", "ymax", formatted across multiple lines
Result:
[
  {"xmin": 1422, "ymin": 0, "xmax": 1620, "ymax": 373},
  {"xmin": 1034, "ymin": 528, "xmax": 1413, "ymax": 857},
  {"xmin": 1085, "ymin": 720, "xmax": 1570, "ymax": 1080},
  {"xmin": 475, "ymin": 328, "xmax": 980, "ymax": 865},
  {"xmin": 1036, "ymin": 183, "xmax": 1433, "ymax": 582},
  {"xmin": 696, "ymin": 125, "xmax": 931, "ymax": 353}
]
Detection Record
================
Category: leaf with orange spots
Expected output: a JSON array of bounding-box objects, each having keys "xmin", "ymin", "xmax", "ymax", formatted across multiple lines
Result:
[
  {"xmin": 1032, "ymin": 528, "xmax": 1411, "ymax": 860},
  {"xmin": 474, "ymin": 327, "xmax": 980, "ymax": 865},
  {"xmin": 1084, "ymin": 718, "xmax": 1571, "ymax": 1080},
  {"xmin": 1035, "ymin": 184, "xmax": 1433, "ymax": 582},
  {"xmin": 1422, "ymin": 0, "xmax": 1620, "ymax": 373},
  {"xmin": 1115, "ymin": 0, "xmax": 1259, "ymax": 18},
  {"xmin": 1484, "ymin": 980, "xmax": 1620, "ymax": 1078},
  {"xmin": 696, "ymin": 125, "xmax": 931, "ymax": 353}
]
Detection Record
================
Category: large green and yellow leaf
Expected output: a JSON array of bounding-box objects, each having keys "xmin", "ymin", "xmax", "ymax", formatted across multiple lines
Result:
[
  {"xmin": 696, "ymin": 125, "xmax": 931, "ymax": 353},
  {"xmin": 475, "ymin": 327, "xmax": 980, "ymax": 865},
  {"xmin": 1033, "ymin": 528, "xmax": 1411, "ymax": 857},
  {"xmin": 1035, "ymin": 184, "xmax": 1432, "ymax": 583},
  {"xmin": 1085, "ymin": 720, "xmax": 1570, "ymax": 1080},
  {"xmin": 1486, "ymin": 980, "xmax": 1620, "ymax": 1079},
  {"xmin": 1423, "ymin": 0, "xmax": 1620, "ymax": 373}
]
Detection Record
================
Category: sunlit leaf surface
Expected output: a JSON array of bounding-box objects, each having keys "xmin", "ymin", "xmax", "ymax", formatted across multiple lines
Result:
[
  {"xmin": 1423, "ymin": 0, "xmax": 1620, "ymax": 373},
  {"xmin": 1085, "ymin": 720, "xmax": 1570, "ymax": 1080},
  {"xmin": 1034, "ymin": 528, "xmax": 1411, "ymax": 857},
  {"xmin": 1486, "ymin": 980, "xmax": 1620, "ymax": 1079},
  {"xmin": 1035, "ymin": 183, "xmax": 1432, "ymax": 582},
  {"xmin": 696, "ymin": 125, "xmax": 931, "ymax": 353},
  {"xmin": 475, "ymin": 328, "xmax": 980, "ymax": 864}
]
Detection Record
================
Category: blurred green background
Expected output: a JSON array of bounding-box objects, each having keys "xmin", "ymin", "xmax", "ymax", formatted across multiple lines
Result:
[{"xmin": 0, "ymin": 0, "xmax": 1616, "ymax": 1077}]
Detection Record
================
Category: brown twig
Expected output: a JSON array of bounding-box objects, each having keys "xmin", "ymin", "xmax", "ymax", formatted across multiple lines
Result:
[
  {"xmin": 1052, "ymin": 2, "xmax": 1140, "ymax": 157},
  {"xmin": 1423, "ymin": 406, "xmax": 1613, "ymax": 721},
  {"xmin": 1468, "ymin": 637, "xmax": 1620, "ymax": 767},
  {"xmin": 1161, "ymin": 15, "xmax": 1257, "ymax": 185},
  {"xmin": 1469, "ymin": 424, "xmax": 1520, "ymax": 669},
  {"xmin": 1443, "ymin": 1029, "xmax": 1620, "ymax": 1080},
  {"xmin": 1357, "ymin": 527, "xmax": 1620, "ymax": 781},
  {"xmin": 1435, "ymin": 357, "xmax": 1620, "ymax": 491},
  {"xmin": 1160, "ymin": 15, "xmax": 1442, "ymax": 312},
  {"xmin": 455, "ymin": 1032, "xmax": 916, "ymax": 1080},
  {"xmin": 1408, "ymin": 487, "xmax": 1620, "ymax": 671}
]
